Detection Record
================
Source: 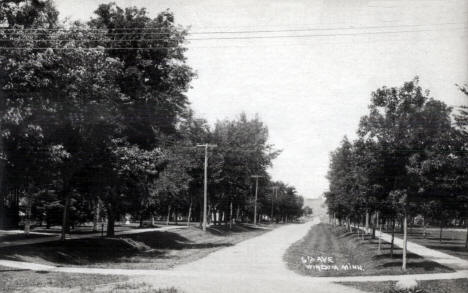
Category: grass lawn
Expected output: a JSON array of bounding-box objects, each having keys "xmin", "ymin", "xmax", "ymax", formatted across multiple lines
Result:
[
  {"xmin": 339, "ymin": 278, "xmax": 468, "ymax": 293},
  {"xmin": 0, "ymin": 266, "xmax": 179, "ymax": 292},
  {"xmin": 0, "ymin": 265, "xmax": 128, "ymax": 292},
  {"xmin": 284, "ymin": 223, "xmax": 453, "ymax": 277},
  {"xmin": 0, "ymin": 224, "xmax": 271, "ymax": 269},
  {"xmin": 388, "ymin": 227, "xmax": 468, "ymax": 261},
  {"xmin": 0, "ymin": 233, "xmax": 54, "ymax": 242}
]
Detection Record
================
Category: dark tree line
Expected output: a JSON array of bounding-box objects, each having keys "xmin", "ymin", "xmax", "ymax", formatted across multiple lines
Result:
[
  {"xmin": 0, "ymin": 1, "xmax": 305, "ymax": 236},
  {"xmin": 325, "ymin": 77, "xmax": 468, "ymax": 270}
]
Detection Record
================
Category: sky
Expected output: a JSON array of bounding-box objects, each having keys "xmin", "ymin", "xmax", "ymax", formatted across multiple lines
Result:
[{"xmin": 55, "ymin": 0, "xmax": 468, "ymax": 199}]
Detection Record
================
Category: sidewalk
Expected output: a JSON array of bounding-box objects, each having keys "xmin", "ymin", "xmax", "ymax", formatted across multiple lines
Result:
[
  {"xmin": 0, "ymin": 225, "xmax": 186, "ymax": 248},
  {"xmin": 354, "ymin": 226, "xmax": 468, "ymax": 270}
]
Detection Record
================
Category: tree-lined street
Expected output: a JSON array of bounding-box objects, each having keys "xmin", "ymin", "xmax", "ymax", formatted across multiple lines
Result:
[
  {"xmin": 1, "ymin": 216, "xmax": 468, "ymax": 293},
  {"xmin": 1, "ymin": 1, "xmax": 467, "ymax": 292}
]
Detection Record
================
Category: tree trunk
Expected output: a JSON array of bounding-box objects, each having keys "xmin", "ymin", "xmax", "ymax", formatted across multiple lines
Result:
[
  {"xmin": 187, "ymin": 201, "xmax": 192, "ymax": 227},
  {"xmin": 106, "ymin": 205, "xmax": 115, "ymax": 237},
  {"xmin": 439, "ymin": 221, "xmax": 443, "ymax": 243},
  {"xmin": 365, "ymin": 210, "xmax": 370, "ymax": 235},
  {"xmin": 402, "ymin": 214, "xmax": 407, "ymax": 271},
  {"xmin": 24, "ymin": 194, "xmax": 32, "ymax": 235},
  {"xmin": 207, "ymin": 205, "xmax": 212, "ymax": 225},
  {"xmin": 60, "ymin": 192, "xmax": 71, "ymax": 241},
  {"xmin": 390, "ymin": 218, "xmax": 395, "ymax": 258},
  {"xmin": 377, "ymin": 212, "xmax": 382, "ymax": 253},
  {"xmin": 229, "ymin": 201, "xmax": 233, "ymax": 230},
  {"xmin": 372, "ymin": 212, "xmax": 376, "ymax": 239},
  {"xmin": 236, "ymin": 205, "xmax": 240, "ymax": 222},
  {"xmin": 92, "ymin": 199, "xmax": 100, "ymax": 232},
  {"xmin": 46, "ymin": 213, "xmax": 51, "ymax": 229},
  {"xmin": 139, "ymin": 213, "xmax": 144, "ymax": 228},
  {"xmin": 166, "ymin": 205, "xmax": 171, "ymax": 226},
  {"xmin": 199, "ymin": 205, "xmax": 203, "ymax": 228},
  {"xmin": 465, "ymin": 223, "xmax": 468, "ymax": 249},
  {"xmin": 423, "ymin": 217, "xmax": 426, "ymax": 238}
]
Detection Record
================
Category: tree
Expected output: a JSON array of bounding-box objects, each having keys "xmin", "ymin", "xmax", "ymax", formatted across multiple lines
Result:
[
  {"xmin": 0, "ymin": 0, "xmax": 59, "ymax": 230},
  {"xmin": 356, "ymin": 77, "xmax": 455, "ymax": 270},
  {"xmin": 99, "ymin": 142, "xmax": 162, "ymax": 236},
  {"xmin": 0, "ymin": 0, "xmax": 58, "ymax": 28},
  {"xmin": 89, "ymin": 4, "xmax": 195, "ymax": 149},
  {"xmin": 453, "ymin": 84, "xmax": 468, "ymax": 247},
  {"xmin": 1, "ymin": 24, "xmax": 128, "ymax": 237},
  {"xmin": 211, "ymin": 113, "xmax": 280, "ymax": 225}
]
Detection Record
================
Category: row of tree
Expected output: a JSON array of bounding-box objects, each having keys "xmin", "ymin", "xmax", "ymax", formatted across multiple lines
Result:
[
  {"xmin": 0, "ymin": 1, "xmax": 305, "ymax": 237},
  {"xmin": 325, "ymin": 78, "xmax": 467, "ymax": 270}
]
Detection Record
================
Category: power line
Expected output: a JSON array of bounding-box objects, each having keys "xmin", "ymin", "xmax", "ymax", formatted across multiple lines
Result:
[
  {"xmin": 3, "ymin": 25, "xmax": 467, "ymax": 42},
  {"xmin": 185, "ymin": 27, "xmax": 467, "ymax": 41},
  {"xmin": 0, "ymin": 21, "xmax": 464, "ymax": 33},
  {"xmin": 0, "ymin": 27, "xmax": 465, "ymax": 50}
]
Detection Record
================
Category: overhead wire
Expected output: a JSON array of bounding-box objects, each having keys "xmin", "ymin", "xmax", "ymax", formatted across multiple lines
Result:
[
  {"xmin": 0, "ymin": 21, "xmax": 464, "ymax": 33},
  {"xmin": 0, "ymin": 26, "xmax": 465, "ymax": 50},
  {"xmin": 2, "ymin": 25, "xmax": 467, "ymax": 42}
]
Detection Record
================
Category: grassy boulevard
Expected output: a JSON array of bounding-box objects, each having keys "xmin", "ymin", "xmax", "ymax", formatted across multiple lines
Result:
[
  {"xmin": 284, "ymin": 223, "xmax": 468, "ymax": 293},
  {"xmin": 0, "ymin": 224, "xmax": 273, "ymax": 292}
]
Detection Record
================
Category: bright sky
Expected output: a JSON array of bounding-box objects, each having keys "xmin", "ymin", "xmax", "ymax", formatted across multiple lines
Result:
[{"xmin": 55, "ymin": 0, "xmax": 468, "ymax": 199}]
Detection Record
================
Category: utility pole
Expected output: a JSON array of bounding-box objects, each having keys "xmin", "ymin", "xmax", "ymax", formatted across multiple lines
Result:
[
  {"xmin": 251, "ymin": 175, "xmax": 263, "ymax": 225},
  {"xmin": 197, "ymin": 144, "xmax": 217, "ymax": 231},
  {"xmin": 271, "ymin": 186, "xmax": 278, "ymax": 223}
]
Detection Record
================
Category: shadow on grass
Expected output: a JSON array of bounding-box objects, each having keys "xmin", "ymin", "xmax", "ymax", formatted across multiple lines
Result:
[
  {"xmin": 0, "ymin": 268, "xmax": 29, "ymax": 272},
  {"xmin": 426, "ymin": 237, "xmax": 459, "ymax": 241},
  {"xmin": 0, "ymin": 229, "xmax": 232, "ymax": 266},
  {"xmin": 426, "ymin": 245, "xmax": 468, "ymax": 252},
  {"xmin": 0, "ymin": 234, "xmax": 53, "ymax": 242},
  {"xmin": 372, "ymin": 253, "xmax": 423, "ymax": 260},
  {"xmin": 378, "ymin": 261, "xmax": 454, "ymax": 271},
  {"xmin": 126, "ymin": 231, "xmax": 233, "ymax": 250}
]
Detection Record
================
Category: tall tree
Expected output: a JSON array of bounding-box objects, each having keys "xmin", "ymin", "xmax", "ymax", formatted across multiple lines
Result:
[
  {"xmin": 89, "ymin": 4, "xmax": 195, "ymax": 149},
  {"xmin": 357, "ymin": 77, "xmax": 455, "ymax": 270}
]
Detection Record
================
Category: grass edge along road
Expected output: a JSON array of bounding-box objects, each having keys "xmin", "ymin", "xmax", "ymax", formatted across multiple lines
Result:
[
  {"xmin": 0, "ymin": 265, "xmax": 131, "ymax": 293},
  {"xmin": 0, "ymin": 223, "xmax": 274, "ymax": 270},
  {"xmin": 284, "ymin": 223, "xmax": 454, "ymax": 277},
  {"xmin": 0, "ymin": 266, "xmax": 178, "ymax": 293}
]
